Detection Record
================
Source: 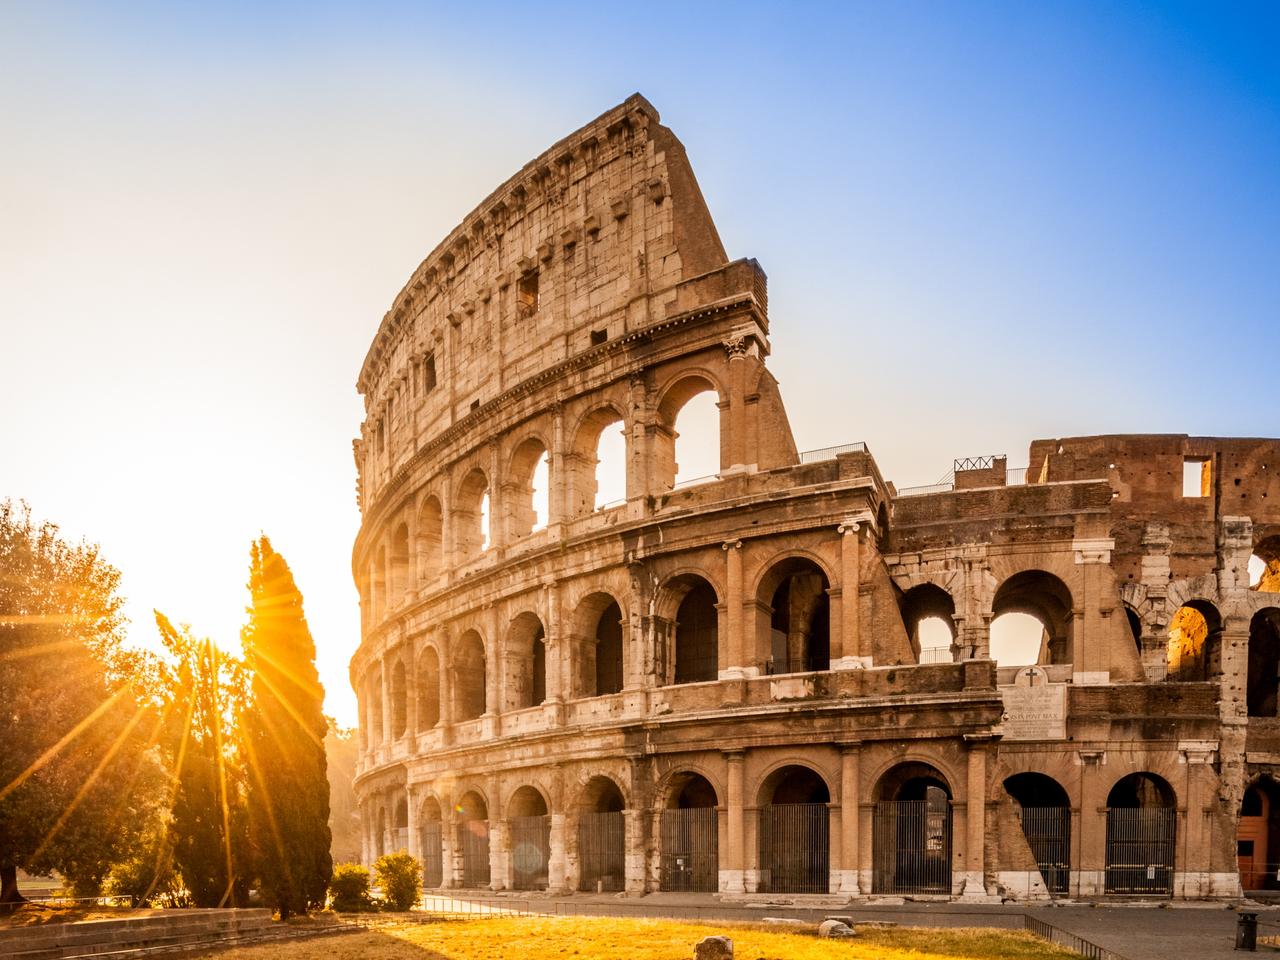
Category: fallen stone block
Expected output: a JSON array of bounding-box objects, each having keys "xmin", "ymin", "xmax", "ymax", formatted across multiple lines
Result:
[
  {"xmin": 818, "ymin": 919, "xmax": 856, "ymax": 939},
  {"xmin": 694, "ymin": 934, "xmax": 733, "ymax": 959}
]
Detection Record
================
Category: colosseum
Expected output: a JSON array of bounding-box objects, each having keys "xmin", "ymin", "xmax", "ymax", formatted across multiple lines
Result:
[{"xmin": 349, "ymin": 94, "xmax": 1280, "ymax": 902}]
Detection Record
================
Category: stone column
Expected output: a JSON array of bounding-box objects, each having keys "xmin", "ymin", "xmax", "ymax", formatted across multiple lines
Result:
[
  {"xmin": 838, "ymin": 744, "xmax": 862, "ymax": 894},
  {"xmin": 441, "ymin": 807, "xmax": 458, "ymax": 888},
  {"xmin": 959, "ymin": 737, "xmax": 990, "ymax": 899},
  {"xmin": 1073, "ymin": 537, "xmax": 1115, "ymax": 683},
  {"xmin": 624, "ymin": 808, "xmax": 646, "ymax": 894},
  {"xmin": 406, "ymin": 786, "xmax": 421, "ymax": 861},
  {"xmin": 725, "ymin": 336, "xmax": 748, "ymax": 473},
  {"xmin": 549, "ymin": 404, "xmax": 566, "ymax": 527},
  {"xmin": 836, "ymin": 519, "xmax": 867, "ymax": 668},
  {"xmin": 380, "ymin": 659, "xmax": 392, "ymax": 745},
  {"xmin": 483, "ymin": 606, "xmax": 501, "ymax": 739},
  {"xmin": 721, "ymin": 540, "xmax": 745, "ymax": 678},
  {"xmin": 1076, "ymin": 749, "xmax": 1106, "ymax": 896},
  {"xmin": 488, "ymin": 444, "xmax": 505, "ymax": 552},
  {"xmin": 359, "ymin": 800, "xmax": 371, "ymax": 865},
  {"xmin": 722, "ymin": 751, "xmax": 746, "ymax": 893}
]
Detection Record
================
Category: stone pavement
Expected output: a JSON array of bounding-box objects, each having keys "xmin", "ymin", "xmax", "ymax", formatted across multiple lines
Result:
[{"xmin": 417, "ymin": 892, "xmax": 1280, "ymax": 960}]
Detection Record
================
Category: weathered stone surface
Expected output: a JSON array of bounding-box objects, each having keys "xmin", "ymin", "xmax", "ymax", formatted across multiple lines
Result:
[
  {"xmin": 348, "ymin": 93, "xmax": 1280, "ymax": 906},
  {"xmin": 693, "ymin": 935, "xmax": 733, "ymax": 959},
  {"xmin": 818, "ymin": 920, "xmax": 856, "ymax": 938}
]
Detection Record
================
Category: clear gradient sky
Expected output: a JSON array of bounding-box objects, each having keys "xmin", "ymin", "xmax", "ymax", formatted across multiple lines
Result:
[{"xmin": 2, "ymin": 2, "xmax": 1277, "ymax": 726}]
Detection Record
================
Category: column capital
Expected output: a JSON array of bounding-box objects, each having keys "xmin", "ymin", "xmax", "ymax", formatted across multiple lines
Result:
[
  {"xmin": 838, "ymin": 741, "xmax": 863, "ymax": 754},
  {"xmin": 723, "ymin": 749, "xmax": 746, "ymax": 762},
  {"xmin": 722, "ymin": 538, "xmax": 743, "ymax": 551},
  {"xmin": 838, "ymin": 512, "xmax": 875, "ymax": 536}
]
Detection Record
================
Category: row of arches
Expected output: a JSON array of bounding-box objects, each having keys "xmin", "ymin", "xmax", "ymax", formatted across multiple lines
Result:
[
  {"xmin": 360, "ymin": 557, "xmax": 846, "ymax": 745},
  {"xmin": 363, "ymin": 378, "xmax": 724, "ymax": 622},
  {"xmin": 365, "ymin": 764, "xmax": 1204, "ymax": 897}
]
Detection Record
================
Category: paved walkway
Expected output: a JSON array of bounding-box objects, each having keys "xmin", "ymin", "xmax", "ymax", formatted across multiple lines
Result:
[{"xmin": 416, "ymin": 892, "xmax": 1280, "ymax": 959}]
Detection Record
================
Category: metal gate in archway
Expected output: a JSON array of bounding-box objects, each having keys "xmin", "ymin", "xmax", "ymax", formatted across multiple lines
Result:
[
  {"xmin": 578, "ymin": 811, "xmax": 625, "ymax": 892},
  {"xmin": 660, "ymin": 807, "xmax": 718, "ymax": 892},
  {"xmin": 1017, "ymin": 806, "xmax": 1070, "ymax": 895},
  {"xmin": 872, "ymin": 799, "xmax": 952, "ymax": 894},
  {"xmin": 758, "ymin": 803, "xmax": 829, "ymax": 893},
  {"xmin": 1105, "ymin": 807, "xmax": 1175, "ymax": 895},
  {"xmin": 421, "ymin": 821, "xmax": 443, "ymax": 888},
  {"xmin": 458, "ymin": 820, "xmax": 490, "ymax": 888},
  {"xmin": 510, "ymin": 814, "xmax": 551, "ymax": 890}
]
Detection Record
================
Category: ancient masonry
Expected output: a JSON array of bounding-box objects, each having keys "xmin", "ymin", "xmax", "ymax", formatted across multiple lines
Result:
[{"xmin": 349, "ymin": 94, "xmax": 1280, "ymax": 901}]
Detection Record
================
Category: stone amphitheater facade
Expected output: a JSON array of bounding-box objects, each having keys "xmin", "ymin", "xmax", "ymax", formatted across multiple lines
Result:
[{"xmin": 350, "ymin": 94, "xmax": 1280, "ymax": 901}]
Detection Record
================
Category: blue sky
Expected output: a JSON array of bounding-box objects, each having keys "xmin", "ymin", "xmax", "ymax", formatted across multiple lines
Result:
[{"xmin": 2, "ymin": 1, "xmax": 1276, "ymax": 723}]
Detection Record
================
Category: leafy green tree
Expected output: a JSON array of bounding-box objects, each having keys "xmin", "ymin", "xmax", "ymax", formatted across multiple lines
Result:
[
  {"xmin": 240, "ymin": 537, "xmax": 332, "ymax": 918},
  {"xmin": 0, "ymin": 500, "xmax": 160, "ymax": 909},
  {"xmin": 154, "ymin": 613, "xmax": 249, "ymax": 906},
  {"xmin": 327, "ymin": 862, "xmax": 374, "ymax": 912},
  {"xmin": 374, "ymin": 852, "xmax": 421, "ymax": 912}
]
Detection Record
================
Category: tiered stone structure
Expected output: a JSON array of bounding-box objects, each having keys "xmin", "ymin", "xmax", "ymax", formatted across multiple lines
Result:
[{"xmin": 350, "ymin": 94, "xmax": 1280, "ymax": 901}]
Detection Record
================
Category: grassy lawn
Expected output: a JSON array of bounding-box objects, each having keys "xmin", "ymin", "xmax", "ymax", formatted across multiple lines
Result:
[{"xmin": 207, "ymin": 915, "xmax": 1083, "ymax": 960}]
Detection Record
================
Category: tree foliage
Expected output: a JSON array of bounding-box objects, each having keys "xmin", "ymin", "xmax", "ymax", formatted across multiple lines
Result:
[
  {"xmin": 0, "ymin": 500, "xmax": 163, "ymax": 907},
  {"xmin": 374, "ymin": 852, "xmax": 421, "ymax": 911},
  {"xmin": 240, "ymin": 536, "xmax": 332, "ymax": 918},
  {"xmin": 154, "ymin": 613, "xmax": 249, "ymax": 906},
  {"xmin": 327, "ymin": 861, "xmax": 374, "ymax": 912}
]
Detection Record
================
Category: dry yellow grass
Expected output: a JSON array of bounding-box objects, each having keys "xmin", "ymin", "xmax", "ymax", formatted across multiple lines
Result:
[{"xmin": 204, "ymin": 915, "xmax": 1083, "ymax": 960}]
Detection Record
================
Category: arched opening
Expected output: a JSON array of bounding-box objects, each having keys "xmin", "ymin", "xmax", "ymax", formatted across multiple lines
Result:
[
  {"xmin": 1248, "ymin": 609, "xmax": 1280, "ymax": 717},
  {"xmin": 577, "ymin": 777, "xmax": 626, "ymax": 892},
  {"xmin": 655, "ymin": 377, "xmax": 721, "ymax": 490},
  {"xmin": 991, "ymin": 570, "xmax": 1074, "ymax": 667},
  {"xmin": 504, "ymin": 612, "xmax": 548, "ymax": 711},
  {"xmin": 508, "ymin": 438, "xmax": 550, "ymax": 539},
  {"xmin": 872, "ymin": 762, "xmax": 953, "ymax": 895},
  {"xmin": 455, "ymin": 468, "xmax": 491, "ymax": 558},
  {"xmin": 1004, "ymin": 773, "xmax": 1071, "ymax": 895},
  {"xmin": 1238, "ymin": 779, "xmax": 1280, "ymax": 892},
  {"xmin": 760, "ymin": 558, "xmax": 831, "ymax": 674},
  {"xmin": 367, "ymin": 666, "xmax": 384, "ymax": 744},
  {"xmin": 456, "ymin": 791, "xmax": 490, "ymax": 888},
  {"xmin": 575, "ymin": 594, "xmax": 624, "ymax": 698},
  {"xmin": 389, "ymin": 659, "xmax": 407, "ymax": 738},
  {"xmin": 660, "ymin": 773, "xmax": 719, "ymax": 892},
  {"xmin": 757, "ymin": 765, "xmax": 830, "ymax": 893},
  {"xmin": 672, "ymin": 576, "xmax": 719, "ymax": 685},
  {"xmin": 1125, "ymin": 607, "xmax": 1144, "ymax": 653},
  {"xmin": 1253, "ymin": 536, "xmax": 1280, "ymax": 593},
  {"xmin": 1105, "ymin": 773, "xmax": 1175, "ymax": 895},
  {"xmin": 417, "ymin": 495, "xmax": 443, "ymax": 583},
  {"xmin": 1167, "ymin": 600, "xmax": 1222, "ymax": 682},
  {"xmin": 389, "ymin": 523, "xmax": 410, "ymax": 606},
  {"xmin": 393, "ymin": 796, "xmax": 409, "ymax": 853},
  {"xmin": 569, "ymin": 408, "xmax": 628, "ymax": 514},
  {"xmin": 898, "ymin": 583, "xmax": 956, "ymax": 664},
  {"xmin": 420, "ymin": 797, "xmax": 443, "ymax": 888},
  {"xmin": 417, "ymin": 648, "xmax": 440, "ymax": 731},
  {"xmin": 508, "ymin": 786, "xmax": 551, "ymax": 891},
  {"xmin": 453, "ymin": 630, "xmax": 487, "ymax": 721}
]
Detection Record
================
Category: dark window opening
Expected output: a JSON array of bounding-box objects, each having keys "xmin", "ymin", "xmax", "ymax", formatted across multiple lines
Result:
[
  {"xmin": 590, "ymin": 328, "xmax": 608, "ymax": 346},
  {"xmin": 423, "ymin": 353, "xmax": 437, "ymax": 392},
  {"xmin": 595, "ymin": 601, "xmax": 624, "ymax": 696},
  {"xmin": 517, "ymin": 271, "xmax": 539, "ymax": 318}
]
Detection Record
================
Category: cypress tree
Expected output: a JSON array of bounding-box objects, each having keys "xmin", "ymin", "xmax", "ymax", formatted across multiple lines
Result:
[{"xmin": 240, "ymin": 537, "xmax": 331, "ymax": 917}]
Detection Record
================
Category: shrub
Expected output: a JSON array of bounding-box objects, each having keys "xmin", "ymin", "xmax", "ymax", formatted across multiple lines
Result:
[
  {"xmin": 374, "ymin": 852, "xmax": 422, "ymax": 912},
  {"xmin": 327, "ymin": 862, "xmax": 374, "ymax": 912}
]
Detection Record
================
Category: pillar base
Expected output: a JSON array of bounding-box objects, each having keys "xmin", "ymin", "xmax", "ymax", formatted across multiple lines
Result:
[
  {"xmin": 833, "ymin": 869, "xmax": 861, "ymax": 896},
  {"xmin": 718, "ymin": 869, "xmax": 746, "ymax": 894},
  {"xmin": 958, "ymin": 872, "xmax": 997, "ymax": 901}
]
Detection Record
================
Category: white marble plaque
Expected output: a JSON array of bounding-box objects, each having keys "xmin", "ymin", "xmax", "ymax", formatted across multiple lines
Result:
[{"xmin": 999, "ymin": 665, "xmax": 1066, "ymax": 740}]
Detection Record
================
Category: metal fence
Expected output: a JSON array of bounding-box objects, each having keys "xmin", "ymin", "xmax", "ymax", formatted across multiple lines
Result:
[
  {"xmin": 758, "ymin": 803, "xmax": 829, "ymax": 893},
  {"xmin": 510, "ymin": 815, "xmax": 551, "ymax": 890},
  {"xmin": 872, "ymin": 799, "xmax": 952, "ymax": 895},
  {"xmin": 798, "ymin": 441, "xmax": 868, "ymax": 463},
  {"xmin": 458, "ymin": 820, "xmax": 491, "ymax": 888},
  {"xmin": 1017, "ymin": 806, "xmax": 1070, "ymax": 895},
  {"xmin": 660, "ymin": 807, "xmax": 719, "ymax": 892},
  {"xmin": 421, "ymin": 821, "xmax": 443, "ymax": 888},
  {"xmin": 1105, "ymin": 807, "xmax": 1175, "ymax": 895},
  {"xmin": 578, "ymin": 810, "xmax": 625, "ymax": 892},
  {"xmin": 1023, "ymin": 914, "xmax": 1123, "ymax": 960}
]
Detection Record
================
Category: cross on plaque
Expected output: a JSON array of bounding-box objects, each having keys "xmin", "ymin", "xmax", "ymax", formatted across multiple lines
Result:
[{"xmin": 1023, "ymin": 667, "xmax": 1039, "ymax": 682}]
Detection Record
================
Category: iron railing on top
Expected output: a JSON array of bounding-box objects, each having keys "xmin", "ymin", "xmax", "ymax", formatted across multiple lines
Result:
[
  {"xmin": 798, "ymin": 441, "xmax": 868, "ymax": 463},
  {"xmin": 897, "ymin": 466, "xmax": 1030, "ymax": 498}
]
